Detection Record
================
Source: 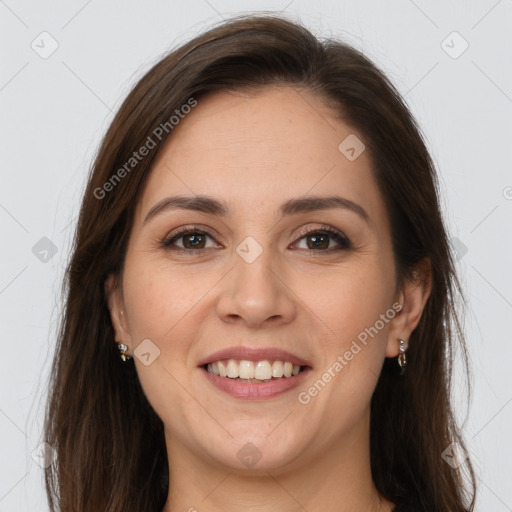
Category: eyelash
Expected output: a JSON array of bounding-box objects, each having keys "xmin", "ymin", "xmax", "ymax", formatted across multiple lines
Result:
[{"xmin": 161, "ymin": 224, "xmax": 352, "ymax": 255}]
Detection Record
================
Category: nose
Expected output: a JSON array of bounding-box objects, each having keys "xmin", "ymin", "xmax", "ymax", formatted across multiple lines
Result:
[{"xmin": 215, "ymin": 239, "xmax": 297, "ymax": 329}]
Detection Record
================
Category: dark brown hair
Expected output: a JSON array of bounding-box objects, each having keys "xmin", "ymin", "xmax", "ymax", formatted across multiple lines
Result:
[{"xmin": 43, "ymin": 13, "xmax": 477, "ymax": 511}]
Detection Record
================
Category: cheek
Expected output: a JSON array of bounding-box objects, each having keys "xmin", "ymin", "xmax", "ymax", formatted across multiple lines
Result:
[
  {"xmin": 122, "ymin": 259, "xmax": 199, "ymax": 341},
  {"xmin": 312, "ymin": 261, "xmax": 393, "ymax": 338},
  {"xmin": 304, "ymin": 262, "xmax": 394, "ymax": 406},
  {"xmin": 120, "ymin": 262, "xmax": 200, "ymax": 415}
]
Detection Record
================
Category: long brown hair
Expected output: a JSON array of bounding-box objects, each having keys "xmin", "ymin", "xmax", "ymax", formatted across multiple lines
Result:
[{"xmin": 43, "ymin": 13, "xmax": 477, "ymax": 511}]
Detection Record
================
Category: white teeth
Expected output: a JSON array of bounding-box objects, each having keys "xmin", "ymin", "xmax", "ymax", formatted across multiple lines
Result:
[
  {"xmin": 218, "ymin": 361, "xmax": 227, "ymax": 377},
  {"xmin": 226, "ymin": 359, "xmax": 238, "ymax": 378},
  {"xmin": 206, "ymin": 359, "xmax": 304, "ymax": 380},
  {"xmin": 239, "ymin": 360, "xmax": 255, "ymax": 379},
  {"xmin": 254, "ymin": 361, "xmax": 272, "ymax": 380},
  {"xmin": 272, "ymin": 360, "xmax": 284, "ymax": 377}
]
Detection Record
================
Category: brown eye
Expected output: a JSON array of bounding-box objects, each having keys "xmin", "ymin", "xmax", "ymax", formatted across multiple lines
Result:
[
  {"xmin": 180, "ymin": 233, "xmax": 207, "ymax": 250},
  {"xmin": 294, "ymin": 226, "xmax": 352, "ymax": 252},
  {"xmin": 305, "ymin": 233, "xmax": 330, "ymax": 250},
  {"xmin": 162, "ymin": 228, "xmax": 216, "ymax": 252}
]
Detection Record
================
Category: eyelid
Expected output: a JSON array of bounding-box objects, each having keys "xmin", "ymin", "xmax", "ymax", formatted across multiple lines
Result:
[{"xmin": 295, "ymin": 223, "xmax": 345, "ymax": 238}]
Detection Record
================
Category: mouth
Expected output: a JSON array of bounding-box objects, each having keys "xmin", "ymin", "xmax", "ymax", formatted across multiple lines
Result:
[
  {"xmin": 197, "ymin": 346, "xmax": 313, "ymax": 400},
  {"xmin": 201, "ymin": 359, "xmax": 311, "ymax": 382}
]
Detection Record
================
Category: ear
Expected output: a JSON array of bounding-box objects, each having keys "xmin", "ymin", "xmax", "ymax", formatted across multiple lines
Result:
[
  {"xmin": 105, "ymin": 273, "xmax": 133, "ymax": 353},
  {"xmin": 385, "ymin": 257, "xmax": 432, "ymax": 358}
]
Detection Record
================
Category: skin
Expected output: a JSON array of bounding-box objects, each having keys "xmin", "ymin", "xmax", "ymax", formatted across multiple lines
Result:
[{"xmin": 105, "ymin": 86, "xmax": 431, "ymax": 512}]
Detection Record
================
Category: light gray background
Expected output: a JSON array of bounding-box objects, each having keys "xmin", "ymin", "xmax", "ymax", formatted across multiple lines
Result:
[{"xmin": 1, "ymin": 1, "xmax": 511, "ymax": 510}]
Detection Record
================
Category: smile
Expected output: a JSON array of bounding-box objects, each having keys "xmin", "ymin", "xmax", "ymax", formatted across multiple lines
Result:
[
  {"xmin": 197, "ymin": 346, "xmax": 313, "ymax": 399},
  {"xmin": 200, "ymin": 361, "xmax": 312, "ymax": 400},
  {"xmin": 206, "ymin": 359, "xmax": 304, "ymax": 381}
]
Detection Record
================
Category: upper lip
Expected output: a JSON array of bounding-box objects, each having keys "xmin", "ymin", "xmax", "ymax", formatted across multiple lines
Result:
[{"xmin": 197, "ymin": 346, "xmax": 312, "ymax": 368}]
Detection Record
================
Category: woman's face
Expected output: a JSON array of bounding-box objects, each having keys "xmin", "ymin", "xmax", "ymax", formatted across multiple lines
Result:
[{"xmin": 107, "ymin": 86, "xmax": 421, "ymax": 474}]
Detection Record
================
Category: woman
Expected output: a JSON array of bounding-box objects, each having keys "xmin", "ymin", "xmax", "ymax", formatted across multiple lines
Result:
[{"xmin": 43, "ymin": 13, "xmax": 477, "ymax": 512}]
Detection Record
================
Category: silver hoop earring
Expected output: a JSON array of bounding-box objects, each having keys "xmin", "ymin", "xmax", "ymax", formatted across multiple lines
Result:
[{"xmin": 398, "ymin": 338, "xmax": 408, "ymax": 375}]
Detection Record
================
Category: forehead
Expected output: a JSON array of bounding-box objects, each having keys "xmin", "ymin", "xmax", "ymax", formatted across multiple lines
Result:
[{"xmin": 134, "ymin": 86, "xmax": 388, "ymax": 230}]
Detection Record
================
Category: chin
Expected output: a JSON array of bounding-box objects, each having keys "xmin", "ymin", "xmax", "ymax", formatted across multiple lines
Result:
[{"xmin": 202, "ymin": 431, "xmax": 305, "ymax": 473}]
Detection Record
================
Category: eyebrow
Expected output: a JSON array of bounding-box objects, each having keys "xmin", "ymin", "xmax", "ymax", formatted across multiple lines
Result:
[{"xmin": 143, "ymin": 194, "xmax": 373, "ymax": 228}]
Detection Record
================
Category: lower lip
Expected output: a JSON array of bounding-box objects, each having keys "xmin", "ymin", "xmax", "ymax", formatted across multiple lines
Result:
[{"xmin": 200, "ymin": 366, "xmax": 312, "ymax": 400}]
